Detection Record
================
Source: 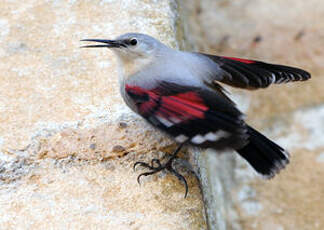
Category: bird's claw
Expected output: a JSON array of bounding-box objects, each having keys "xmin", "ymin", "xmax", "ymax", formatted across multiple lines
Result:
[
  {"xmin": 134, "ymin": 158, "xmax": 164, "ymax": 184},
  {"xmin": 133, "ymin": 161, "xmax": 151, "ymax": 171},
  {"xmin": 168, "ymin": 166, "xmax": 188, "ymax": 198},
  {"xmin": 133, "ymin": 156, "xmax": 189, "ymax": 198},
  {"xmin": 137, "ymin": 170, "xmax": 162, "ymax": 185},
  {"xmin": 133, "ymin": 158, "xmax": 162, "ymax": 172}
]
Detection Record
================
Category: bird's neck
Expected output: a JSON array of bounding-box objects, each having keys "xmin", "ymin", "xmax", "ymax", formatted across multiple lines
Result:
[{"xmin": 116, "ymin": 55, "xmax": 154, "ymax": 83}]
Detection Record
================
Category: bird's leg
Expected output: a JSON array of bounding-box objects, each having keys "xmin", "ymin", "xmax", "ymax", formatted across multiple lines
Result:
[{"xmin": 133, "ymin": 143, "xmax": 189, "ymax": 197}]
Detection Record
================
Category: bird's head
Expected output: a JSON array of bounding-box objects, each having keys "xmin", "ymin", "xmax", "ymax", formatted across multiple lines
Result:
[{"xmin": 81, "ymin": 33, "xmax": 167, "ymax": 62}]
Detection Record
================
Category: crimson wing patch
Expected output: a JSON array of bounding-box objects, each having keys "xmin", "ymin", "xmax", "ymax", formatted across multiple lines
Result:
[
  {"xmin": 125, "ymin": 82, "xmax": 248, "ymax": 150},
  {"xmin": 200, "ymin": 53, "xmax": 311, "ymax": 89}
]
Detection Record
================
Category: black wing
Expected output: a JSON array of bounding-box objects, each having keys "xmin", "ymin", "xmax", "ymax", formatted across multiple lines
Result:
[
  {"xmin": 125, "ymin": 81, "xmax": 248, "ymax": 150},
  {"xmin": 200, "ymin": 54, "xmax": 311, "ymax": 89}
]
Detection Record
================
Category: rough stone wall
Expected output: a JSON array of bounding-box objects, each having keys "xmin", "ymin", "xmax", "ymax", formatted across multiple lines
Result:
[
  {"xmin": 0, "ymin": 1, "xmax": 206, "ymax": 229},
  {"xmin": 189, "ymin": 0, "xmax": 324, "ymax": 229},
  {"xmin": 2, "ymin": 1, "xmax": 323, "ymax": 229}
]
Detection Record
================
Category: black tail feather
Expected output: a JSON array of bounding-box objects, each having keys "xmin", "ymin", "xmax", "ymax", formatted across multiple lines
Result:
[{"xmin": 237, "ymin": 126, "xmax": 289, "ymax": 178}]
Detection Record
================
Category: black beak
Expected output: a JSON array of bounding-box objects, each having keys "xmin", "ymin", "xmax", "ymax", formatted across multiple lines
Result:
[{"xmin": 80, "ymin": 39, "xmax": 126, "ymax": 48}]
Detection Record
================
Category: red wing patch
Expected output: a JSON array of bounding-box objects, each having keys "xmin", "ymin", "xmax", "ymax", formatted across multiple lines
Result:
[
  {"xmin": 125, "ymin": 83, "xmax": 247, "ymax": 149},
  {"xmin": 161, "ymin": 92, "xmax": 208, "ymax": 119},
  {"xmin": 221, "ymin": 56, "xmax": 256, "ymax": 64},
  {"xmin": 125, "ymin": 85, "xmax": 208, "ymax": 124}
]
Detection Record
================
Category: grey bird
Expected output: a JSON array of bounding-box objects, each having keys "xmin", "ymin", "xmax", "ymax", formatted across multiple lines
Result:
[{"xmin": 81, "ymin": 33, "xmax": 311, "ymax": 197}]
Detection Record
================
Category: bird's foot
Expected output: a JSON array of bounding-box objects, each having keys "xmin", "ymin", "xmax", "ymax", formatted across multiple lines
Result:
[{"xmin": 133, "ymin": 155, "xmax": 189, "ymax": 198}]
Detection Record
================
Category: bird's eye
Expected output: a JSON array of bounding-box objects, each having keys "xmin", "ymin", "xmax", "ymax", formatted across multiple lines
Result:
[{"xmin": 129, "ymin": 38, "xmax": 137, "ymax": 46}]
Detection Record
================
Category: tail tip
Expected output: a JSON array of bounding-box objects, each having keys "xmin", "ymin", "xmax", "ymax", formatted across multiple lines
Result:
[{"xmin": 261, "ymin": 149, "xmax": 290, "ymax": 179}]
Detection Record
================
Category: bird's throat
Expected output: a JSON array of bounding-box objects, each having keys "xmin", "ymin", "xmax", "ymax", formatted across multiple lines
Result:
[{"xmin": 116, "ymin": 55, "xmax": 154, "ymax": 81}]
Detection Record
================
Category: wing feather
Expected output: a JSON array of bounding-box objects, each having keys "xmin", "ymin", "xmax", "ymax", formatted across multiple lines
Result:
[
  {"xmin": 125, "ymin": 82, "xmax": 248, "ymax": 150},
  {"xmin": 199, "ymin": 53, "xmax": 311, "ymax": 89}
]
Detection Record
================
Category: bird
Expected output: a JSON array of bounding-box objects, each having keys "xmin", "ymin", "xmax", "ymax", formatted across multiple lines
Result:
[{"xmin": 81, "ymin": 33, "xmax": 311, "ymax": 197}]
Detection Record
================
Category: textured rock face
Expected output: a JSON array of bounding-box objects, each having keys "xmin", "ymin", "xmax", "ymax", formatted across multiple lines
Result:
[
  {"xmin": 0, "ymin": 0, "xmax": 206, "ymax": 229},
  {"xmin": 2, "ymin": 0, "xmax": 323, "ymax": 229},
  {"xmin": 190, "ymin": 0, "xmax": 324, "ymax": 229}
]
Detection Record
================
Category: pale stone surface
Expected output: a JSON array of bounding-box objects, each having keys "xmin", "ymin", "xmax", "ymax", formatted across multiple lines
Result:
[
  {"xmin": 316, "ymin": 152, "xmax": 324, "ymax": 163},
  {"xmin": 0, "ymin": 0, "xmax": 180, "ymax": 150},
  {"xmin": 0, "ymin": 0, "xmax": 206, "ymax": 229},
  {"xmin": 0, "ymin": 156, "xmax": 204, "ymax": 229},
  {"xmin": 190, "ymin": 1, "xmax": 324, "ymax": 229}
]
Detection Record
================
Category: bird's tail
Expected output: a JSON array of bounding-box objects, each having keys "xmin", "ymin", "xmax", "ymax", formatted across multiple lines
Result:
[{"xmin": 236, "ymin": 126, "xmax": 289, "ymax": 178}]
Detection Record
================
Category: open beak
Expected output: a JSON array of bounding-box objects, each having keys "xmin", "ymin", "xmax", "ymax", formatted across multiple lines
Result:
[{"xmin": 80, "ymin": 39, "xmax": 126, "ymax": 48}]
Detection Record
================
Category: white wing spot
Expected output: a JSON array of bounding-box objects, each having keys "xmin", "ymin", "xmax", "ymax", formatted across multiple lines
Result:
[
  {"xmin": 169, "ymin": 117, "xmax": 181, "ymax": 124},
  {"xmin": 192, "ymin": 130, "xmax": 230, "ymax": 144},
  {"xmin": 276, "ymin": 77, "xmax": 285, "ymax": 84},
  {"xmin": 205, "ymin": 130, "xmax": 230, "ymax": 141},
  {"xmin": 175, "ymin": 134, "xmax": 188, "ymax": 143},
  {"xmin": 156, "ymin": 116, "xmax": 173, "ymax": 127},
  {"xmin": 191, "ymin": 135, "xmax": 205, "ymax": 144},
  {"xmin": 270, "ymin": 73, "xmax": 276, "ymax": 83},
  {"xmin": 204, "ymin": 132, "xmax": 217, "ymax": 141}
]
